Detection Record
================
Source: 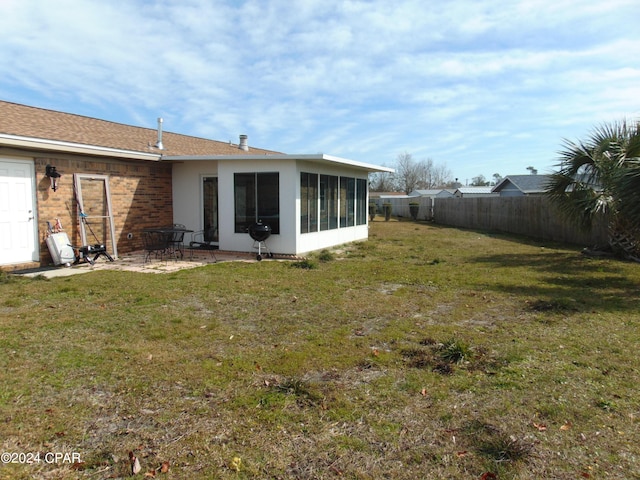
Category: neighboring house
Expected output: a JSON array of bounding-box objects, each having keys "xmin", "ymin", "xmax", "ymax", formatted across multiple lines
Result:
[
  {"xmin": 0, "ymin": 100, "xmax": 392, "ymax": 270},
  {"xmin": 491, "ymin": 175, "xmax": 551, "ymax": 196},
  {"xmin": 369, "ymin": 192, "xmax": 408, "ymax": 211},
  {"xmin": 408, "ymin": 189, "xmax": 455, "ymax": 199},
  {"xmin": 453, "ymin": 186, "xmax": 498, "ymax": 198},
  {"xmin": 407, "ymin": 189, "xmax": 455, "ymax": 219}
]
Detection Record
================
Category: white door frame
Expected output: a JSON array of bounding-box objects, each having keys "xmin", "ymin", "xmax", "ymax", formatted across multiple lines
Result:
[{"xmin": 0, "ymin": 157, "xmax": 38, "ymax": 265}]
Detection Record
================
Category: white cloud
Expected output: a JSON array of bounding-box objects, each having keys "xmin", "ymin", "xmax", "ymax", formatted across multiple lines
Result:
[{"xmin": 0, "ymin": 0, "xmax": 639, "ymax": 180}]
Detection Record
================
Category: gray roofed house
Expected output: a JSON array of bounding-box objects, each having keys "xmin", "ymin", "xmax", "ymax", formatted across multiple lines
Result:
[
  {"xmin": 408, "ymin": 189, "xmax": 455, "ymax": 198},
  {"xmin": 454, "ymin": 186, "xmax": 498, "ymax": 198},
  {"xmin": 491, "ymin": 175, "xmax": 551, "ymax": 196}
]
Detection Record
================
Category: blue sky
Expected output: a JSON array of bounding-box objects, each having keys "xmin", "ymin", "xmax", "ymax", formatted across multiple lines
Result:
[{"xmin": 1, "ymin": 0, "xmax": 639, "ymax": 184}]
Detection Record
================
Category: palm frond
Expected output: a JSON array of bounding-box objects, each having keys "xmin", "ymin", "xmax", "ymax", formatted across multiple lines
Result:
[{"xmin": 545, "ymin": 119, "xmax": 640, "ymax": 233}]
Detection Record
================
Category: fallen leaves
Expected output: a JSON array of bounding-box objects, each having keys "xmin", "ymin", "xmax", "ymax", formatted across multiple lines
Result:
[
  {"xmin": 560, "ymin": 421, "xmax": 572, "ymax": 431},
  {"xmin": 532, "ymin": 422, "xmax": 547, "ymax": 432},
  {"xmin": 229, "ymin": 456, "xmax": 242, "ymax": 472},
  {"xmin": 129, "ymin": 451, "xmax": 141, "ymax": 475},
  {"xmin": 127, "ymin": 452, "xmax": 170, "ymax": 477},
  {"xmin": 480, "ymin": 473, "xmax": 497, "ymax": 480},
  {"xmin": 531, "ymin": 420, "xmax": 573, "ymax": 432}
]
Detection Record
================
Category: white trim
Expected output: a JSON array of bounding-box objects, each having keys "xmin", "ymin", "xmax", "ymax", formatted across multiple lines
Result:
[
  {"xmin": 0, "ymin": 134, "xmax": 162, "ymax": 161},
  {"xmin": 164, "ymin": 153, "xmax": 394, "ymax": 173}
]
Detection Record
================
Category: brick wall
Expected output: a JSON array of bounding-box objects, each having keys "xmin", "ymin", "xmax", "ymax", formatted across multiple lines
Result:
[{"xmin": 34, "ymin": 155, "xmax": 173, "ymax": 266}]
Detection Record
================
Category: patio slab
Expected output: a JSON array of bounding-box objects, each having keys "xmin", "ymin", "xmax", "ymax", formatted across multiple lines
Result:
[{"xmin": 13, "ymin": 249, "xmax": 292, "ymax": 278}]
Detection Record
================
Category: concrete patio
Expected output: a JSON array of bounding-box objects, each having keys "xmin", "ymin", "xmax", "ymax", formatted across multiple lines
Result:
[{"xmin": 15, "ymin": 248, "xmax": 297, "ymax": 279}]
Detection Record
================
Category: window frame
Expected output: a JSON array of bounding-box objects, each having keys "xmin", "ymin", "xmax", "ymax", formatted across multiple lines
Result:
[{"xmin": 234, "ymin": 172, "xmax": 280, "ymax": 234}]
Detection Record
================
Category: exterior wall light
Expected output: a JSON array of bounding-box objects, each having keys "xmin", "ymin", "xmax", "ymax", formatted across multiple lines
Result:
[{"xmin": 45, "ymin": 164, "xmax": 61, "ymax": 191}]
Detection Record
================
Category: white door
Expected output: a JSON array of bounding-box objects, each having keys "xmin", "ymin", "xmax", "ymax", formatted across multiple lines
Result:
[{"xmin": 0, "ymin": 159, "xmax": 37, "ymax": 264}]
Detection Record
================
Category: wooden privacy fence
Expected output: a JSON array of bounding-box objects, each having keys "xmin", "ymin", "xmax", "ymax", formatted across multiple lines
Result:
[{"xmin": 433, "ymin": 196, "xmax": 609, "ymax": 246}]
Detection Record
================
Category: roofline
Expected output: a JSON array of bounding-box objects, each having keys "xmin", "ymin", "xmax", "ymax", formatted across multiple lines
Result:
[
  {"xmin": 0, "ymin": 133, "xmax": 162, "ymax": 161},
  {"xmin": 492, "ymin": 175, "xmax": 550, "ymax": 193},
  {"xmin": 163, "ymin": 153, "xmax": 395, "ymax": 173}
]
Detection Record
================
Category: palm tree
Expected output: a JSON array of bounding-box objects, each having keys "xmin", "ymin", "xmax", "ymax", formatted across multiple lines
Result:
[{"xmin": 545, "ymin": 120, "xmax": 640, "ymax": 260}]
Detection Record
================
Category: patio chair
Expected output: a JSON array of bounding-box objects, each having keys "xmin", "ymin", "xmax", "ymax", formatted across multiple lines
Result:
[
  {"xmin": 188, "ymin": 228, "xmax": 218, "ymax": 262},
  {"xmin": 143, "ymin": 230, "xmax": 171, "ymax": 263},
  {"xmin": 167, "ymin": 224, "xmax": 186, "ymax": 259}
]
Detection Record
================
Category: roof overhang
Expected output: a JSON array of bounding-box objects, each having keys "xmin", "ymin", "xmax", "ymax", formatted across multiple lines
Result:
[
  {"xmin": 0, "ymin": 133, "xmax": 162, "ymax": 161},
  {"xmin": 163, "ymin": 153, "xmax": 394, "ymax": 173}
]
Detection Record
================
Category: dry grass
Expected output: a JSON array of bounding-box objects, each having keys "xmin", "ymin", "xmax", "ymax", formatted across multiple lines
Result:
[{"xmin": 1, "ymin": 219, "xmax": 640, "ymax": 479}]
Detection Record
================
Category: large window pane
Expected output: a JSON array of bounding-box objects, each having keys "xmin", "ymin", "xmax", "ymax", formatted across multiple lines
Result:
[
  {"xmin": 300, "ymin": 172, "xmax": 318, "ymax": 234},
  {"xmin": 320, "ymin": 174, "xmax": 338, "ymax": 231},
  {"xmin": 257, "ymin": 172, "xmax": 279, "ymax": 234},
  {"xmin": 234, "ymin": 173, "xmax": 255, "ymax": 233},
  {"xmin": 234, "ymin": 172, "xmax": 279, "ymax": 234},
  {"xmin": 356, "ymin": 178, "xmax": 367, "ymax": 225},
  {"xmin": 340, "ymin": 177, "xmax": 355, "ymax": 227}
]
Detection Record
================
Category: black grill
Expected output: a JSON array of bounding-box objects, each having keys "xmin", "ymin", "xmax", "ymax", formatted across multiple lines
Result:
[
  {"xmin": 248, "ymin": 221, "xmax": 273, "ymax": 260},
  {"xmin": 248, "ymin": 221, "xmax": 272, "ymax": 242}
]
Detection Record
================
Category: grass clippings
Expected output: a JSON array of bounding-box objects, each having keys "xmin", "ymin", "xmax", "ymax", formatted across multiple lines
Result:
[{"xmin": 1, "ymin": 220, "xmax": 640, "ymax": 479}]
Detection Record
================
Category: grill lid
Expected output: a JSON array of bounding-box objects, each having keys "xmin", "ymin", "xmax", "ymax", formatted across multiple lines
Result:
[{"xmin": 248, "ymin": 221, "xmax": 271, "ymax": 241}]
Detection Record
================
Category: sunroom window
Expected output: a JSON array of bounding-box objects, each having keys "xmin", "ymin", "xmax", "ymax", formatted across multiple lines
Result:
[
  {"xmin": 300, "ymin": 172, "xmax": 318, "ymax": 234},
  {"xmin": 234, "ymin": 172, "xmax": 279, "ymax": 234},
  {"xmin": 340, "ymin": 177, "xmax": 355, "ymax": 227},
  {"xmin": 301, "ymin": 173, "xmax": 366, "ymax": 233},
  {"xmin": 320, "ymin": 174, "xmax": 338, "ymax": 231}
]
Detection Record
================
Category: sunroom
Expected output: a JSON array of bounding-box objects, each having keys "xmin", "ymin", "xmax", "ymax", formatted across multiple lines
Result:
[{"xmin": 166, "ymin": 153, "xmax": 393, "ymax": 256}]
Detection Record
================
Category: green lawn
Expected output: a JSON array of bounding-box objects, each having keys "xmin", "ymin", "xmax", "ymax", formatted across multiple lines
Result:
[{"xmin": 1, "ymin": 220, "xmax": 639, "ymax": 479}]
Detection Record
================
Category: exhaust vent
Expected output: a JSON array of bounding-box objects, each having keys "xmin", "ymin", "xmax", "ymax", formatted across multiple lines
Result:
[
  {"xmin": 155, "ymin": 117, "xmax": 164, "ymax": 150},
  {"xmin": 239, "ymin": 134, "xmax": 248, "ymax": 151}
]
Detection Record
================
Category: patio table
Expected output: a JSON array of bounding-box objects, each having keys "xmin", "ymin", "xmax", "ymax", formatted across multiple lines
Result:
[{"xmin": 143, "ymin": 227, "xmax": 193, "ymax": 261}]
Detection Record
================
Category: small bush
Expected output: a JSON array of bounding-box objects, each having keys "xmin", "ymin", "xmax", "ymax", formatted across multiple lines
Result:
[
  {"xmin": 464, "ymin": 421, "xmax": 534, "ymax": 464},
  {"xmin": 291, "ymin": 259, "xmax": 317, "ymax": 269},
  {"xmin": 439, "ymin": 338, "xmax": 472, "ymax": 364},
  {"xmin": 317, "ymin": 250, "xmax": 335, "ymax": 262},
  {"xmin": 273, "ymin": 377, "xmax": 322, "ymax": 405},
  {"xmin": 477, "ymin": 432, "xmax": 534, "ymax": 463}
]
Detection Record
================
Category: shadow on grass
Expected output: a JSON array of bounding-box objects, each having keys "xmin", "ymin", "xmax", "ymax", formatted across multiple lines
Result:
[{"xmin": 469, "ymin": 251, "xmax": 640, "ymax": 313}]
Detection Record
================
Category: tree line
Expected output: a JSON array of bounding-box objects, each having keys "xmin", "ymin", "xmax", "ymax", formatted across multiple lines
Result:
[
  {"xmin": 369, "ymin": 153, "xmax": 455, "ymax": 194},
  {"xmin": 369, "ymin": 152, "xmax": 536, "ymax": 193}
]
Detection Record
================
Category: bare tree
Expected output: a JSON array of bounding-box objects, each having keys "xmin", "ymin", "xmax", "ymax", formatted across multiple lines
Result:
[
  {"xmin": 369, "ymin": 169, "xmax": 395, "ymax": 192},
  {"xmin": 393, "ymin": 153, "xmax": 453, "ymax": 192},
  {"xmin": 395, "ymin": 152, "xmax": 421, "ymax": 194},
  {"xmin": 431, "ymin": 163, "xmax": 453, "ymax": 188}
]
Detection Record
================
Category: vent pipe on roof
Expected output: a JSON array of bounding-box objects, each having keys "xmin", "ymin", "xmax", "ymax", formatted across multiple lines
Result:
[
  {"xmin": 239, "ymin": 134, "xmax": 248, "ymax": 151},
  {"xmin": 155, "ymin": 117, "xmax": 164, "ymax": 150}
]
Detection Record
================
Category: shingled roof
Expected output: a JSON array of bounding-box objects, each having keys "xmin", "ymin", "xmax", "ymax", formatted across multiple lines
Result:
[
  {"xmin": 0, "ymin": 100, "xmax": 280, "ymax": 157},
  {"xmin": 492, "ymin": 175, "xmax": 551, "ymax": 194}
]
